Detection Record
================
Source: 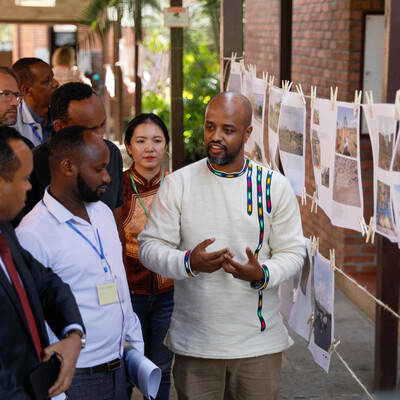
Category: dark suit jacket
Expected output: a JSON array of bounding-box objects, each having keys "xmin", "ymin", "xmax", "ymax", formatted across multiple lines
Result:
[{"xmin": 0, "ymin": 222, "xmax": 84, "ymax": 400}]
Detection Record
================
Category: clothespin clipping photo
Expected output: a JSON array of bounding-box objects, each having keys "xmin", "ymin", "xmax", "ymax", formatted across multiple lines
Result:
[
  {"xmin": 268, "ymin": 75, "xmax": 274, "ymax": 94},
  {"xmin": 310, "ymin": 86, "xmax": 317, "ymax": 109},
  {"xmin": 365, "ymin": 90, "xmax": 374, "ymax": 119},
  {"xmin": 296, "ymin": 83, "xmax": 306, "ymax": 106},
  {"xmin": 330, "ymin": 86, "xmax": 338, "ymax": 111},
  {"xmin": 353, "ymin": 90, "xmax": 362, "ymax": 117},
  {"xmin": 262, "ymin": 71, "xmax": 269, "ymax": 91},
  {"xmin": 329, "ymin": 249, "xmax": 335, "ymax": 271}
]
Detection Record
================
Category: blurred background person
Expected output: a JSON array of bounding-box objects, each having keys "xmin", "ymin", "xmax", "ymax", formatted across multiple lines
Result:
[
  {"xmin": 123, "ymin": 113, "xmax": 174, "ymax": 400},
  {"xmin": 52, "ymin": 46, "xmax": 91, "ymax": 87}
]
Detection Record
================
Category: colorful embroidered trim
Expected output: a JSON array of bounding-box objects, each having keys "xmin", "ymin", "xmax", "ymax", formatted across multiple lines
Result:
[
  {"xmin": 247, "ymin": 162, "xmax": 253, "ymax": 215},
  {"xmin": 184, "ymin": 250, "xmax": 198, "ymax": 277},
  {"xmin": 266, "ymin": 171, "xmax": 273, "ymax": 214},
  {"xmin": 257, "ymin": 265, "xmax": 270, "ymax": 332},
  {"xmin": 254, "ymin": 166, "xmax": 264, "ymax": 259},
  {"xmin": 206, "ymin": 157, "xmax": 249, "ymax": 178}
]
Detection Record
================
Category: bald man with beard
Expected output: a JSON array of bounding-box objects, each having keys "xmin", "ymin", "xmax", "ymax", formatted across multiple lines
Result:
[{"xmin": 138, "ymin": 92, "xmax": 306, "ymax": 399}]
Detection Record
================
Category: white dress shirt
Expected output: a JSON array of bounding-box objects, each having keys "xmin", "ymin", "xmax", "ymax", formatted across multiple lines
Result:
[{"xmin": 16, "ymin": 189, "xmax": 144, "ymax": 367}]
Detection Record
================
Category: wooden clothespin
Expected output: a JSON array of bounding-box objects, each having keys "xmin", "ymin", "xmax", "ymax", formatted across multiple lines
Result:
[
  {"xmin": 311, "ymin": 190, "xmax": 318, "ymax": 213},
  {"xmin": 310, "ymin": 86, "xmax": 317, "ymax": 109},
  {"xmin": 262, "ymin": 71, "xmax": 269, "ymax": 91},
  {"xmin": 357, "ymin": 215, "xmax": 366, "ymax": 237},
  {"xmin": 330, "ymin": 86, "xmax": 338, "ymax": 111},
  {"xmin": 230, "ymin": 52, "xmax": 237, "ymax": 64},
  {"xmin": 365, "ymin": 90, "xmax": 374, "ymax": 119},
  {"xmin": 394, "ymin": 90, "xmax": 400, "ymax": 121},
  {"xmin": 281, "ymin": 80, "xmax": 293, "ymax": 100},
  {"xmin": 366, "ymin": 216, "xmax": 374, "ymax": 244},
  {"xmin": 353, "ymin": 90, "xmax": 362, "ymax": 117},
  {"xmin": 291, "ymin": 288, "xmax": 297, "ymax": 303},
  {"xmin": 301, "ymin": 187, "xmax": 307, "ymax": 206},
  {"xmin": 268, "ymin": 75, "xmax": 275, "ymax": 94},
  {"xmin": 309, "ymin": 236, "xmax": 315, "ymax": 257},
  {"xmin": 239, "ymin": 59, "xmax": 245, "ymax": 73},
  {"xmin": 306, "ymin": 312, "xmax": 314, "ymax": 327},
  {"xmin": 309, "ymin": 236, "xmax": 319, "ymax": 257},
  {"xmin": 296, "ymin": 84, "xmax": 306, "ymax": 106},
  {"xmin": 329, "ymin": 249, "xmax": 336, "ymax": 271},
  {"xmin": 328, "ymin": 339, "xmax": 341, "ymax": 354}
]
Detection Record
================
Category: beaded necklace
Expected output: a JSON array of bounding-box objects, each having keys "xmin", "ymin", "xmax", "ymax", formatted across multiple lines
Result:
[{"xmin": 129, "ymin": 168, "xmax": 164, "ymax": 216}]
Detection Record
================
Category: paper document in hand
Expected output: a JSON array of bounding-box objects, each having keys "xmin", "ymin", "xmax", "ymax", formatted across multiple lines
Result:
[{"xmin": 124, "ymin": 347, "xmax": 161, "ymax": 400}]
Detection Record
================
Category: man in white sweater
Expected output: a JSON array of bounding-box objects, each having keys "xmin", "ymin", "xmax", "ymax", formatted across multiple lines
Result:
[{"xmin": 138, "ymin": 92, "xmax": 305, "ymax": 399}]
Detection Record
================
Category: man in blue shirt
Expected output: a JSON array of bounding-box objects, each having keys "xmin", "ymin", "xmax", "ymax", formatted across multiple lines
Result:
[{"xmin": 12, "ymin": 58, "xmax": 59, "ymax": 147}]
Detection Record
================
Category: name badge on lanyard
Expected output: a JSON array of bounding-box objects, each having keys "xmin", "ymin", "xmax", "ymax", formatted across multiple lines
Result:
[
  {"xmin": 97, "ymin": 282, "xmax": 119, "ymax": 305},
  {"xmin": 65, "ymin": 220, "xmax": 120, "ymax": 306}
]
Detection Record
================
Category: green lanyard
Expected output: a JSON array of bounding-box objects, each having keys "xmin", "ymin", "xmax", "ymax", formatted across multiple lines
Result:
[{"xmin": 129, "ymin": 169, "xmax": 164, "ymax": 216}]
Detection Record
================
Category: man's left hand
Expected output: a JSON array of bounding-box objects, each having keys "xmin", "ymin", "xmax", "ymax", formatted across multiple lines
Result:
[
  {"xmin": 222, "ymin": 246, "xmax": 264, "ymax": 282},
  {"xmin": 42, "ymin": 334, "xmax": 82, "ymax": 397}
]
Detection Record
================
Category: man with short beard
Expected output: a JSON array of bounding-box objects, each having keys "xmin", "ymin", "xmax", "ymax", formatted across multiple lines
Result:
[
  {"xmin": 0, "ymin": 67, "xmax": 23, "ymax": 127},
  {"xmin": 138, "ymin": 92, "xmax": 306, "ymax": 399},
  {"xmin": 16, "ymin": 125, "xmax": 143, "ymax": 400}
]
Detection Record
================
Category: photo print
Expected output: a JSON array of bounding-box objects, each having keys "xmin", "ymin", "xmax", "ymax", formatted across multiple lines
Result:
[
  {"xmin": 362, "ymin": 103, "xmax": 399, "ymax": 242},
  {"xmin": 277, "ymin": 91, "xmax": 306, "ymax": 196},
  {"xmin": 375, "ymin": 180, "xmax": 396, "ymax": 237},
  {"xmin": 244, "ymin": 76, "xmax": 267, "ymax": 164},
  {"xmin": 377, "ymin": 116, "xmax": 395, "ymax": 171},
  {"xmin": 226, "ymin": 61, "xmax": 242, "ymax": 93},
  {"xmin": 311, "ymin": 129, "xmax": 321, "ymax": 170},
  {"xmin": 288, "ymin": 238, "xmax": 313, "ymax": 341},
  {"xmin": 335, "ymin": 106, "xmax": 358, "ymax": 158},
  {"xmin": 308, "ymin": 251, "xmax": 335, "ymax": 373},
  {"xmin": 332, "ymin": 155, "xmax": 362, "ymax": 208},
  {"xmin": 268, "ymin": 86, "xmax": 283, "ymax": 171},
  {"xmin": 310, "ymin": 99, "xmax": 363, "ymax": 232}
]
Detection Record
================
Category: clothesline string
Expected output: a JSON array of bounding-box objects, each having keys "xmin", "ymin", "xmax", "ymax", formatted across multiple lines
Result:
[
  {"xmin": 333, "ymin": 264, "xmax": 400, "ymax": 320},
  {"xmin": 333, "ymin": 348, "xmax": 376, "ymax": 400}
]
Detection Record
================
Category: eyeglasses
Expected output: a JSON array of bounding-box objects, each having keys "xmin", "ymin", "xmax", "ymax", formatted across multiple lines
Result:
[{"xmin": 0, "ymin": 90, "xmax": 24, "ymax": 103}]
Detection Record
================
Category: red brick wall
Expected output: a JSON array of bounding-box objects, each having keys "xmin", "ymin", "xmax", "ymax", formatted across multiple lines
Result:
[
  {"xmin": 12, "ymin": 24, "xmax": 49, "ymax": 63},
  {"xmin": 244, "ymin": 0, "xmax": 280, "ymax": 78},
  {"xmin": 244, "ymin": 0, "xmax": 384, "ymax": 273}
]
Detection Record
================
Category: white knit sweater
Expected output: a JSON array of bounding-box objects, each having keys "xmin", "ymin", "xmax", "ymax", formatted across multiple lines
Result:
[{"xmin": 138, "ymin": 158, "xmax": 305, "ymax": 359}]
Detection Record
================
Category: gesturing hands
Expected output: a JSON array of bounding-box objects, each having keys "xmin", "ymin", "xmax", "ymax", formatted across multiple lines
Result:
[
  {"xmin": 190, "ymin": 238, "xmax": 234, "ymax": 274},
  {"xmin": 222, "ymin": 246, "xmax": 264, "ymax": 283}
]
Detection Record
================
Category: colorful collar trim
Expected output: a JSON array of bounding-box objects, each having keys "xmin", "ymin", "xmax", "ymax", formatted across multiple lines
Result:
[{"xmin": 206, "ymin": 157, "xmax": 249, "ymax": 178}]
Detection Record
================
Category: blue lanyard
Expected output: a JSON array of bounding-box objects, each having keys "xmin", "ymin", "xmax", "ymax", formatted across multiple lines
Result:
[
  {"xmin": 21, "ymin": 103, "xmax": 43, "ymax": 144},
  {"xmin": 65, "ymin": 221, "xmax": 108, "ymax": 273}
]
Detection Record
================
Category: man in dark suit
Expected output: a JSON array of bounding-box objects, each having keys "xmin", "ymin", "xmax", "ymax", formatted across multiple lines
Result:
[{"xmin": 0, "ymin": 126, "xmax": 85, "ymax": 399}]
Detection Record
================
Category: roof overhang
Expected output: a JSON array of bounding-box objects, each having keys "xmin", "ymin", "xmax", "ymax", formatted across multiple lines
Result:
[{"xmin": 0, "ymin": 0, "xmax": 92, "ymax": 24}]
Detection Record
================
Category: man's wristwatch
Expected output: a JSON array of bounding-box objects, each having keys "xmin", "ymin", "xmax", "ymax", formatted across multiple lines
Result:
[
  {"xmin": 64, "ymin": 329, "xmax": 86, "ymax": 349},
  {"xmin": 250, "ymin": 267, "xmax": 266, "ymax": 290}
]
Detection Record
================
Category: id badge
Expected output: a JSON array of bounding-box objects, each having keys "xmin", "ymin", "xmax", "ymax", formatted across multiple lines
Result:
[{"xmin": 97, "ymin": 281, "xmax": 119, "ymax": 306}]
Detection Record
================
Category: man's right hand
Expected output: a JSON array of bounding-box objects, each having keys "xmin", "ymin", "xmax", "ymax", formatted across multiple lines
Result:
[{"xmin": 189, "ymin": 238, "xmax": 234, "ymax": 274}]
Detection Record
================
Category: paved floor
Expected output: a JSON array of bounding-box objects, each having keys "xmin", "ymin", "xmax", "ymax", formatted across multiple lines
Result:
[{"xmin": 132, "ymin": 288, "xmax": 400, "ymax": 400}]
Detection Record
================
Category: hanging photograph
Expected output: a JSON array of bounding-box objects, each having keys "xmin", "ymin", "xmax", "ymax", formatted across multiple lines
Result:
[
  {"xmin": 245, "ymin": 76, "xmax": 267, "ymax": 164},
  {"xmin": 277, "ymin": 91, "xmax": 306, "ymax": 196},
  {"xmin": 308, "ymin": 251, "xmax": 335, "ymax": 373},
  {"xmin": 288, "ymin": 238, "xmax": 313, "ymax": 341},
  {"xmin": 226, "ymin": 61, "xmax": 242, "ymax": 93},
  {"xmin": 362, "ymin": 103, "xmax": 398, "ymax": 242},
  {"xmin": 310, "ymin": 99, "xmax": 363, "ymax": 231},
  {"xmin": 268, "ymin": 86, "xmax": 283, "ymax": 171}
]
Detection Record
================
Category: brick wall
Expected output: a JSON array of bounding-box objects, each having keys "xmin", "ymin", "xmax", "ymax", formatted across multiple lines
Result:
[
  {"xmin": 244, "ymin": 0, "xmax": 384, "ymax": 273},
  {"xmin": 12, "ymin": 24, "xmax": 49, "ymax": 63}
]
